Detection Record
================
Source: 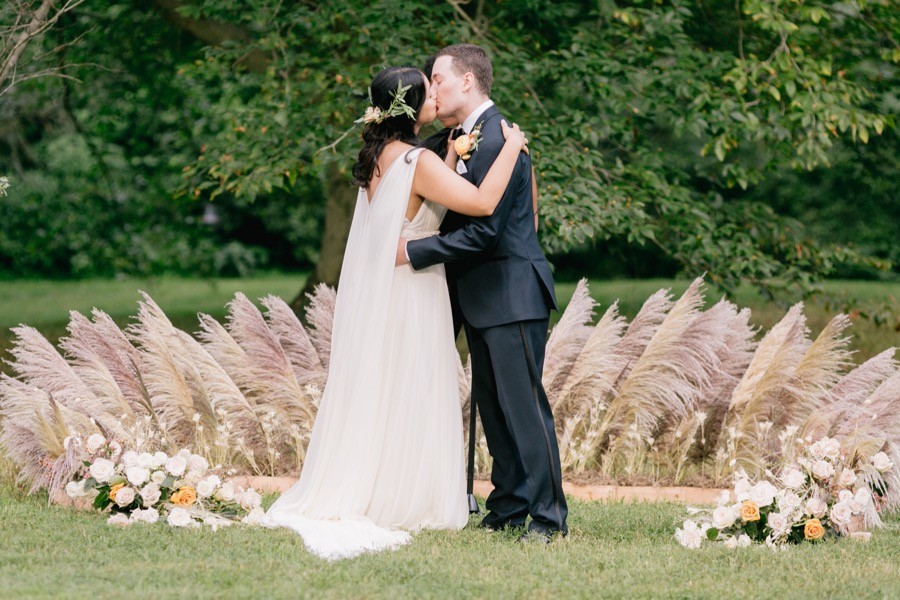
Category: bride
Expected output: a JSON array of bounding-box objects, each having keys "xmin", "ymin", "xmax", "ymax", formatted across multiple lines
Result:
[{"xmin": 261, "ymin": 66, "xmax": 528, "ymax": 559}]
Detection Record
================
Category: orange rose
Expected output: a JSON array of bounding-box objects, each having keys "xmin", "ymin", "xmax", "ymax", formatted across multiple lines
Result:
[
  {"xmin": 740, "ymin": 500, "xmax": 760, "ymax": 522},
  {"xmin": 454, "ymin": 133, "xmax": 473, "ymax": 156},
  {"xmin": 108, "ymin": 483, "xmax": 126, "ymax": 502},
  {"xmin": 171, "ymin": 486, "xmax": 197, "ymax": 507},
  {"xmin": 804, "ymin": 518, "xmax": 825, "ymax": 541}
]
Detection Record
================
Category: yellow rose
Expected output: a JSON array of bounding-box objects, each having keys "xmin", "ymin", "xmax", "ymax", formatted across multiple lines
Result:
[
  {"xmin": 108, "ymin": 483, "xmax": 126, "ymax": 502},
  {"xmin": 171, "ymin": 486, "xmax": 197, "ymax": 507},
  {"xmin": 804, "ymin": 518, "xmax": 825, "ymax": 541},
  {"xmin": 740, "ymin": 500, "xmax": 760, "ymax": 522},
  {"xmin": 454, "ymin": 133, "xmax": 473, "ymax": 157}
]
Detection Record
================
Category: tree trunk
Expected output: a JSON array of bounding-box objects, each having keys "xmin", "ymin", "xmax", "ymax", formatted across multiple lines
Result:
[{"xmin": 290, "ymin": 161, "xmax": 357, "ymax": 314}]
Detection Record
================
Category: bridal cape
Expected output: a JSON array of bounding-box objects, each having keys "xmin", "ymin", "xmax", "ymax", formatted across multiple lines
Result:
[{"xmin": 261, "ymin": 148, "xmax": 468, "ymax": 559}]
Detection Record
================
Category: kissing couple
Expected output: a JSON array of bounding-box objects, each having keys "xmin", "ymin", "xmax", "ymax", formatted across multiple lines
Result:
[{"xmin": 261, "ymin": 43, "xmax": 568, "ymax": 560}]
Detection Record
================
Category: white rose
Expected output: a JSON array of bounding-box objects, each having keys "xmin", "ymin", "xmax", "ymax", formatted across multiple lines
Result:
[
  {"xmin": 167, "ymin": 507, "xmax": 194, "ymax": 528},
  {"xmin": 767, "ymin": 512, "xmax": 789, "ymax": 533},
  {"xmin": 675, "ymin": 520, "xmax": 703, "ymax": 549},
  {"xmin": 151, "ymin": 470, "xmax": 167, "ymax": 485},
  {"xmin": 724, "ymin": 536, "xmax": 739, "ymax": 549},
  {"xmin": 822, "ymin": 437, "xmax": 841, "ymax": 460},
  {"xmin": 734, "ymin": 478, "xmax": 752, "ymax": 502},
  {"xmin": 805, "ymin": 497, "xmax": 827, "ymax": 518},
  {"xmin": 736, "ymin": 534, "xmax": 752, "ymax": 547},
  {"xmin": 749, "ymin": 481, "xmax": 778, "ymax": 507},
  {"xmin": 114, "ymin": 486, "xmax": 135, "ymax": 507},
  {"xmin": 184, "ymin": 470, "xmax": 203, "ymax": 486},
  {"xmin": 165, "ymin": 456, "xmax": 187, "ymax": 477},
  {"xmin": 830, "ymin": 501, "xmax": 852, "ymax": 525},
  {"xmin": 849, "ymin": 500, "xmax": 864, "ymax": 514},
  {"xmin": 107, "ymin": 513, "xmax": 131, "ymax": 527},
  {"xmin": 188, "ymin": 454, "xmax": 209, "ymax": 472},
  {"xmin": 126, "ymin": 466, "xmax": 150, "ymax": 487},
  {"xmin": 838, "ymin": 489, "xmax": 854, "ymax": 504},
  {"xmin": 108, "ymin": 440, "xmax": 122, "ymax": 458},
  {"xmin": 137, "ymin": 453, "xmax": 155, "ymax": 469},
  {"xmin": 121, "ymin": 450, "xmax": 139, "ymax": 468},
  {"xmin": 196, "ymin": 479, "xmax": 216, "ymax": 499},
  {"xmin": 215, "ymin": 482, "xmax": 235, "ymax": 502},
  {"xmin": 242, "ymin": 507, "xmax": 266, "ymax": 526},
  {"xmin": 141, "ymin": 483, "xmax": 161, "ymax": 507},
  {"xmin": 781, "ymin": 468, "xmax": 806, "ymax": 489},
  {"xmin": 239, "ymin": 489, "xmax": 262, "ymax": 511},
  {"xmin": 132, "ymin": 508, "xmax": 160, "ymax": 524},
  {"xmin": 812, "ymin": 460, "xmax": 835, "ymax": 480},
  {"xmin": 872, "ymin": 452, "xmax": 893, "ymax": 472},
  {"xmin": 809, "ymin": 440, "xmax": 827, "ymax": 459},
  {"xmin": 151, "ymin": 452, "xmax": 168, "ymax": 469},
  {"xmin": 853, "ymin": 487, "xmax": 872, "ymax": 508},
  {"xmin": 839, "ymin": 468, "xmax": 858, "ymax": 487},
  {"xmin": 86, "ymin": 433, "xmax": 106, "ymax": 453},
  {"xmin": 205, "ymin": 474, "xmax": 221, "ymax": 489},
  {"xmin": 177, "ymin": 449, "xmax": 192, "ymax": 460},
  {"xmin": 777, "ymin": 492, "xmax": 801, "ymax": 514},
  {"xmin": 89, "ymin": 458, "xmax": 116, "ymax": 483},
  {"xmin": 65, "ymin": 480, "xmax": 84, "ymax": 498},
  {"xmin": 713, "ymin": 505, "xmax": 737, "ymax": 529}
]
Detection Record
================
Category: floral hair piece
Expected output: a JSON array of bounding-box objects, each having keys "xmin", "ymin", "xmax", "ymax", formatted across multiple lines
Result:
[{"xmin": 355, "ymin": 79, "xmax": 417, "ymax": 125}]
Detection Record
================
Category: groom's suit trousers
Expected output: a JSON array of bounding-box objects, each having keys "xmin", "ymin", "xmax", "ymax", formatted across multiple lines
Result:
[{"xmin": 466, "ymin": 318, "xmax": 568, "ymax": 534}]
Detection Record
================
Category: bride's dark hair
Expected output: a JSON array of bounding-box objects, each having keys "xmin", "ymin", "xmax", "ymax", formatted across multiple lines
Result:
[{"xmin": 351, "ymin": 66, "xmax": 427, "ymax": 188}]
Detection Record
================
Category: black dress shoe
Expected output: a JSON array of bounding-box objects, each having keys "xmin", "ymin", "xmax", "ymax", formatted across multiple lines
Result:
[
  {"xmin": 517, "ymin": 528, "xmax": 567, "ymax": 544},
  {"xmin": 517, "ymin": 530, "xmax": 552, "ymax": 544},
  {"xmin": 478, "ymin": 519, "xmax": 526, "ymax": 532}
]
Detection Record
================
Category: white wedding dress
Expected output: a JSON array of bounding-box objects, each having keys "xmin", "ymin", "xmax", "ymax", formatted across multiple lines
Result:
[{"xmin": 261, "ymin": 148, "xmax": 468, "ymax": 559}]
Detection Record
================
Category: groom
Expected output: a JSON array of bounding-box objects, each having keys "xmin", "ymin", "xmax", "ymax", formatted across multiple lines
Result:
[{"xmin": 396, "ymin": 44, "xmax": 568, "ymax": 541}]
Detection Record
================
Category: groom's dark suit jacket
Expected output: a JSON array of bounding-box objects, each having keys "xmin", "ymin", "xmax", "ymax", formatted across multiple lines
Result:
[{"xmin": 409, "ymin": 106, "xmax": 557, "ymax": 330}]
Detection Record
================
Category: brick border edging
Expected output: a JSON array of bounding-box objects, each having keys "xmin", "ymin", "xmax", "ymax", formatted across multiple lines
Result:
[{"xmin": 230, "ymin": 476, "xmax": 726, "ymax": 504}]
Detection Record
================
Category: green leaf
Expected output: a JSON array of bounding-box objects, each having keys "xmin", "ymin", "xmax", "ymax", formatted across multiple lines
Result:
[{"xmin": 706, "ymin": 527, "xmax": 719, "ymax": 541}]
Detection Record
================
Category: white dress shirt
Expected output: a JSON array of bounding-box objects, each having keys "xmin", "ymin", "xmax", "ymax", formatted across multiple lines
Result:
[{"xmin": 456, "ymin": 99, "xmax": 495, "ymax": 175}]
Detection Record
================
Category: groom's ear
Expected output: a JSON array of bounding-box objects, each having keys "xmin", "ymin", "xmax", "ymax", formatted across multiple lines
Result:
[{"xmin": 461, "ymin": 71, "xmax": 477, "ymax": 93}]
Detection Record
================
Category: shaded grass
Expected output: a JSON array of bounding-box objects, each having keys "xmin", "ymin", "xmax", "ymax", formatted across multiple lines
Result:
[
  {"xmin": 1, "ymin": 485, "xmax": 898, "ymax": 598},
  {"xmin": 1, "ymin": 275, "xmax": 897, "ymax": 376}
]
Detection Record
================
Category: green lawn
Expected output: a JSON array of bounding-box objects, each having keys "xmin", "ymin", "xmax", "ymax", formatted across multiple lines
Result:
[{"xmin": 1, "ymin": 485, "xmax": 898, "ymax": 598}]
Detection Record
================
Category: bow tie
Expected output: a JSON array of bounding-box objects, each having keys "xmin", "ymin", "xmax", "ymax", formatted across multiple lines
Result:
[{"xmin": 450, "ymin": 127, "xmax": 465, "ymax": 140}]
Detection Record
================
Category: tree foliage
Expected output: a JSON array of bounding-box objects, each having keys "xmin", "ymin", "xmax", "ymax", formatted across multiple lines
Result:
[{"xmin": 0, "ymin": 0, "xmax": 896, "ymax": 305}]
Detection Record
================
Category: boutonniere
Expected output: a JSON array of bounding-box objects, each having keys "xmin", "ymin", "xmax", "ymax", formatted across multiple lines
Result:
[{"xmin": 454, "ymin": 123, "xmax": 483, "ymax": 160}]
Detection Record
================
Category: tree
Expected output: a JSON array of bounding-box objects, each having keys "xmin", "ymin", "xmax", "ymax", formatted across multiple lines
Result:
[
  {"xmin": 0, "ymin": 0, "xmax": 86, "ymax": 98},
  {"xmin": 171, "ymin": 0, "xmax": 893, "ymax": 311}
]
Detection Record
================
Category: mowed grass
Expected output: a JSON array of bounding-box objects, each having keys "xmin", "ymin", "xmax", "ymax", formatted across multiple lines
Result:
[
  {"xmin": 1, "ymin": 485, "xmax": 899, "ymax": 598},
  {"xmin": 1, "ymin": 274, "xmax": 896, "ymax": 377}
]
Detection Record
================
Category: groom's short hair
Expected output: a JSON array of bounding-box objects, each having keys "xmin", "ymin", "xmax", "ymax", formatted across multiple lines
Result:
[{"xmin": 436, "ymin": 44, "xmax": 492, "ymax": 97}]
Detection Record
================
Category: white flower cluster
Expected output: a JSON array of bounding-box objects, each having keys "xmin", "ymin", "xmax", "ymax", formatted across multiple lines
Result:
[
  {"xmin": 0, "ymin": 176, "xmax": 9, "ymax": 197},
  {"xmin": 64, "ymin": 434, "xmax": 264, "ymax": 529},
  {"xmin": 676, "ymin": 438, "xmax": 894, "ymax": 549}
]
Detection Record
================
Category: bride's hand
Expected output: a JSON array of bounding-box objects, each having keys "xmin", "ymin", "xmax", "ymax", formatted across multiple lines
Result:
[
  {"xmin": 445, "ymin": 129, "xmax": 459, "ymax": 160},
  {"xmin": 501, "ymin": 120, "xmax": 529, "ymax": 154}
]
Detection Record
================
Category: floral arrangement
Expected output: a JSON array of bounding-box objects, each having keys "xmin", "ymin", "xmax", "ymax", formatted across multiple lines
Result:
[
  {"xmin": 454, "ymin": 123, "xmax": 482, "ymax": 161},
  {"xmin": 675, "ymin": 436, "xmax": 894, "ymax": 549},
  {"xmin": 63, "ymin": 433, "xmax": 266, "ymax": 529},
  {"xmin": 355, "ymin": 79, "xmax": 417, "ymax": 125}
]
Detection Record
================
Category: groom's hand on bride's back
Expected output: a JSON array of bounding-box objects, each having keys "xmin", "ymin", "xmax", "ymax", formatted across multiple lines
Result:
[{"xmin": 396, "ymin": 238, "xmax": 410, "ymax": 266}]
